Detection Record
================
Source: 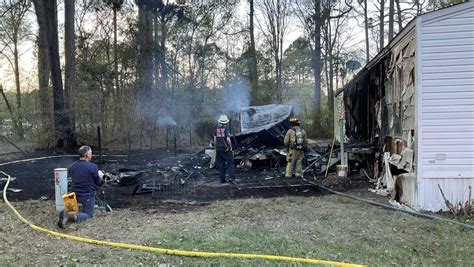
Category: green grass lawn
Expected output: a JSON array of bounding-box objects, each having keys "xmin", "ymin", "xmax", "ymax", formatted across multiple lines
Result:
[{"xmin": 1, "ymin": 190, "xmax": 473, "ymax": 266}]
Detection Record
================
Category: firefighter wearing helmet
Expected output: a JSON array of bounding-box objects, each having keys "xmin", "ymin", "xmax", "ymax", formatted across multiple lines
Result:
[
  {"xmin": 284, "ymin": 117, "xmax": 308, "ymax": 178},
  {"xmin": 214, "ymin": 114, "xmax": 236, "ymax": 184}
]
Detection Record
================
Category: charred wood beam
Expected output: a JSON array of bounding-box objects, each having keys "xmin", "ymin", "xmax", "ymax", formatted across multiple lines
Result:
[{"xmin": 344, "ymin": 102, "xmax": 360, "ymax": 131}]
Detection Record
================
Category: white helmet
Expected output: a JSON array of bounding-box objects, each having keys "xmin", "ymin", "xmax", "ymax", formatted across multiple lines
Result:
[{"xmin": 218, "ymin": 114, "xmax": 229, "ymax": 124}]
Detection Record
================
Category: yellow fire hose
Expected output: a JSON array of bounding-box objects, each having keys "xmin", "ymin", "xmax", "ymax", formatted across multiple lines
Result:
[{"xmin": 1, "ymin": 168, "xmax": 364, "ymax": 266}]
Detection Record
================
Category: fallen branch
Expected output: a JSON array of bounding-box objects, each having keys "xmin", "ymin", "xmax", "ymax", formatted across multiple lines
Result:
[
  {"xmin": 439, "ymin": 184, "xmax": 473, "ymax": 218},
  {"xmin": 438, "ymin": 184, "xmax": 457, "ymax": 216},
  {"xmin": 464, "ymin": 186, "xmax": 472, "ymax": 217},
  {"xmin": 325, "ymin": 131, "xmax": 336, "ymax": 177},
  {"xmin": 0, "ymin": 84, "xmax": 22, "ymax": 138},
  {"xmin": 0, "ymin": 135, "xmax": 27, "ymax": 156}
]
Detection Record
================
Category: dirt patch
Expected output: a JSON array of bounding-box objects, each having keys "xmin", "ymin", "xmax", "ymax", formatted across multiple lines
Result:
[{"xmin": 321, "ymin": 174, "xmax": 351, "ymax": 189}]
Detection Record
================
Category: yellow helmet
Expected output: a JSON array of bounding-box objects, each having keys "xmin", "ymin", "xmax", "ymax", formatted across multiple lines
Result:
[
  {"xmin": 218, "ymin": 114, "xmax": 229, "ymax": 124},
  {"xmin": 289, "ymin": 117, "xmax": 300, "ymax": 125}
]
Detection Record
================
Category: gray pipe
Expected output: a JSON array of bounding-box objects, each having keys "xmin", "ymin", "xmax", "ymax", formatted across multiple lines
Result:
[{"xmin": 302, "ymin": 177, "xmax": 474, "ymax": 230}]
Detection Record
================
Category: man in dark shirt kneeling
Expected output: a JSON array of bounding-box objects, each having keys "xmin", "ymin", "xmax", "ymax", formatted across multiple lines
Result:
[{"xmin": 58, "ymin": 145, "xmax": 104, "ymax": 228}]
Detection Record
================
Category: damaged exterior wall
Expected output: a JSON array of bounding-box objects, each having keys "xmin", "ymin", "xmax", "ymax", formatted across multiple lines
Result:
[
  {"xmin": 339, "ymin": 2, "xmax": 474, "ymax": 211},
  {"xmin": 384, "ymin": 28, "xmax": 417, "ymax": 208},
  {"xmin": 339, "ymin": 22, "xmax": 418, "ymax": 207}
]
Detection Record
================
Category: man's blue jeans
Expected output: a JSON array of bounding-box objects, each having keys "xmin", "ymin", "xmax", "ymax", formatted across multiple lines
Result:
[{"xmin": 75, "ymin": 192, "xmax": 95, "ymax": 222}]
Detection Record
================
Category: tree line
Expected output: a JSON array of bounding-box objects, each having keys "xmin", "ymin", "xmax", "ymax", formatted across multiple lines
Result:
[{"xmin": 0, "ymin": 0, "xmax": 458, "ymax": 151}]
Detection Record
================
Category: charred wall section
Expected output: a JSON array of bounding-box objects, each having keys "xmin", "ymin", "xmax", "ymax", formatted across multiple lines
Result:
[{"xmin": 340, "ymin": 28, "xmax": 418, "ymax": 206}]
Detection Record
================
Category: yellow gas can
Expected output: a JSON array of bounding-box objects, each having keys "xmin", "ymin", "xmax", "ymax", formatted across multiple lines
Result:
[{"xmin": 62, "ymin": 192, "xmax": 79, "ymax": 214}]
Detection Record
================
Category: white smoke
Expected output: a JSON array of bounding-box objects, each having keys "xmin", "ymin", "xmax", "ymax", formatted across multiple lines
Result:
[
  {"xmin": 133, "ymin": 76, "xmax": 252, "ymax": 131},
  {"xmin": 218, "ymin": 77, "xmax": 251, "ymax": 116},
  {"xmin": 287, "ymin": 97, "xmax": 303, "ymax": 117},
  {"xmin": 156, "ymin": 115, "xmax": 177, "ymax": 127}
]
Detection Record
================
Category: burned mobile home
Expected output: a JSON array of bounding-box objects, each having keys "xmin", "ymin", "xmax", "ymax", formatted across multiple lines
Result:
[
  {"xmin": 338, "ymin": 2, "xmax": 474, "ymax": 211},
  {"xmin": 127, "ymin": 104, "xmax": 314, "ymax": 198},
  {"xmin": 230, "ymin": 104, "xmax": 321, "ymax": 169},
  {"xmin": 204, "ymin": 104, "xmax": 294, "ymax": 169},
  {"xmin": 235, "ymin": 104, "xmax": 293, "ymax": 148}
]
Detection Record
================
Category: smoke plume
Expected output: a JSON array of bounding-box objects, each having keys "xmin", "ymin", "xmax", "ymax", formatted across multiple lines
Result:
[
  {"xmin": 218, "ymin": 77, "xmax": 251, "ymax": 116},
  {"xmin": 156, "ymin": 114, "xmax": 177, "ymax": 127}
]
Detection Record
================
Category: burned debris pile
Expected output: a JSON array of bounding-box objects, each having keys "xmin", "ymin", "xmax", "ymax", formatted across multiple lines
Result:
[
  {"xmin": 0, "ymin": 104, "xmax": 369, "ymax": 209},
  {"xmin": 99, "ymin": 151, "xmax": 322, "ymax": 204},
  {"xmin": 94, "ymin": 104, "xmax": 366, "ymax": 203},
  {"xmin": 0, "ymin": 176, "xmax": 22, "ymax": 193},
  {"xmin": 95, "ymin": 104, "xmax": 381, "ymax": 204},
  {"xmin": 231, "ymin": 104, "xmax": 317, "ymax": 169},
  {"xmin": 103, "ymin": 153, "xmax": 210, "ymax": 196},
  {"xmin": 100, "ymin": 105, "xmax": 323, "ymax": 200},
  {"xmin": 234, "ymin": 104, "xmax": 292, "ymax": 148},
  {"xmin": 229, "ymin": 104, "xmax": 370, "ymax": 178}
]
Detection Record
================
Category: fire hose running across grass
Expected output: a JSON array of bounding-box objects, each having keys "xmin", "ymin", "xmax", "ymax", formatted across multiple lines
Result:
[{"xmin": 1, "ymin": 169, "xmax": 365, "ymax": 266}]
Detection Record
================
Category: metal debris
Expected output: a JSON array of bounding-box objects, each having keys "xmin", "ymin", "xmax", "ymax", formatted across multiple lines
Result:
[{"xmin": 7, "ymin": 188, "xmax": 22, "ymax": 193}]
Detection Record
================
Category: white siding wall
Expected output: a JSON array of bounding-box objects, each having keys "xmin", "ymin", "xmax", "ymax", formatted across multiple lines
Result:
[{"xmin": 417, "ymin": 3, "xmax": 474, "ymax": 211}]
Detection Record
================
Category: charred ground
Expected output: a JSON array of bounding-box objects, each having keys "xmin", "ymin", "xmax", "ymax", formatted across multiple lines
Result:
[
  {"xmin": 2, "ymin": 149, "xmax": 473, "ymax": 266},
  {"xmin": 0, "ymin": 149, "xmax": 366, "ymax": 211}
]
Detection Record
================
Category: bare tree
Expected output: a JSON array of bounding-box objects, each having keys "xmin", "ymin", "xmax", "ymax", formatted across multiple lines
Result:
[
  {"xmin": 363, "ymin": 0, "xmax": 369, "ymax": 63},
  {"xmin": 378, "ymin": 0, "xmax": 385, "ymax": 50},
  {"xmin": 33, "ymin": 0, "xmax": 76, "ymax": 150},
  {"xmin": 64, "ymin": 0, "xmax": 76, "ymax": 136},
  {"xmin": 183, "ymin": 1, "xmax": 235, "ymax": 145},
  {"xmin": 193, "ymin": 1, "xmax": 235, "ymax": 92},
  {"xmin": 349, "ymin": 1, "xmax": 369, "ymax": 62},
  {"xmin": 104, "ymin": 0, "xmax": 125, "ymax": 100},
  {"xmin": 136, "ymin": 1, "xmax": 154, "ymax": 97},
  {"xmin": 256, "ymin": 0, "xmax": 290, "ymax": 103},
  {"xmin": 396, "ymin": 0, "xmax": 402, "ymax": 33},
  {"xmin": 152, "ymin": 2, "xmax": 183, "ymax": 95},
  {"xmin": 322, "ymin": 0, "xmax": 352, "ymax": 116},
  {"xmin": 293, "ymin": 0, "xmax": 322, "ymax": 126},
  {"xmin": 135, "ymin": 1, "xmax": 154, "ymax": 148},
  {"xmin": 388, "ymin": 0, "xmax": 394, "ymax": 41},
  {"xmin": 0, "ymin": 0, "xmax": 31, "ymax": 139},
  {"xmin": 249, "ymin": 0, "xmax": 259, "ymax": 103},
  {"xmin": 35, "ymin": 0, "xmax": 52, "ymax": 137}
]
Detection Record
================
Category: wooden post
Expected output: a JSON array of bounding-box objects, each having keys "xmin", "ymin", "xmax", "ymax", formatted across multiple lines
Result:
[
  {"xmin": 97, "ymin": 125, "xmax": 103, "ymax": 163},
  {"xmin": 339, "ymin": 119, "xmax": 345, "ymax": 166},
  {"xmin": 166, "ymin": 126, "xmax": 169, "ymax": 149},
  {"xmin": 325, "ymin": 133, "xmax": 336, "ymax": 177},
  {"xmin": 173, "ymin": 126, "xmax": 177, "ymax": 150}
]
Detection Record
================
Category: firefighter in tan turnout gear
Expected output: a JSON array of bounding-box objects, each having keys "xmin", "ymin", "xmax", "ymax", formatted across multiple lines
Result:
[{"xmin": 284, "ymin": 117, "xmax": 308, "ymax": 178}]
